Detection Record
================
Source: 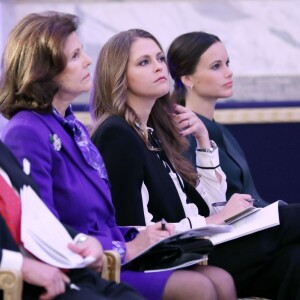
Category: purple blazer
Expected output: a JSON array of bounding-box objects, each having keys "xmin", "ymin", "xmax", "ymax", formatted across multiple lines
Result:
[
  {"xmin": 2, "ymin": 110, "xmax": 125, "ymax": 249},
  {"xmin": 2, "ymin": 110, "xmax": 172, "ymax": 299}
]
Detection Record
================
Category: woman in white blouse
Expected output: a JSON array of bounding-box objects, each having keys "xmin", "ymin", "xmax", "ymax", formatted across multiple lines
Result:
[
  {"xmin": 90, "ymin": 28, "xmax": 300, "ymax": 300},
  {"xmin": 91, "ymin": 29, "xmax": 252, "ymax": 233}
]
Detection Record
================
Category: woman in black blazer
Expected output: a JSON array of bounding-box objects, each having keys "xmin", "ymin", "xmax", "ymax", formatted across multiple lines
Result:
[
  {"xmin": 167, "ymin": 31, "xmax": 268, "ymax": 208},
  {"xmin": 91, "ymin": 29, "xmax": 300, "ymax": 300}
]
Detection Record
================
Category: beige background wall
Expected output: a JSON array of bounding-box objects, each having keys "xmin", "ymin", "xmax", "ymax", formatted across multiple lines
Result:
[{"xmin": 1, "ymin": 0, "xmax": 300, "ymax": 105}]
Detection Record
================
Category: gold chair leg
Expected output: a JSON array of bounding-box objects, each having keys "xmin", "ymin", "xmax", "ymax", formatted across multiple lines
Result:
[
  {"xmin": 0, "ymin": 270, "xmax": 22, "ymax": 300},
  {"xmin": 101, "ymin": 250, "xmax": 121, "ymax": 283},
  {"xmin": 198, "ymin": 254, "xmax": 208, "ymax": 266}
]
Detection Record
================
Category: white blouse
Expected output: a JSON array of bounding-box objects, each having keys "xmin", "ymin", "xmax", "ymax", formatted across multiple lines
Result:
[{"xmin": 141, "ymin": 142, "xmax": 227, "ymax": 232}]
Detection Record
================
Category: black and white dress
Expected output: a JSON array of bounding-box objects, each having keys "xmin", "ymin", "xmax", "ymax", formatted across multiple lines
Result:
[{"xmin": 92, "ymin": 115, "xmax": 226, "ymax": 231}]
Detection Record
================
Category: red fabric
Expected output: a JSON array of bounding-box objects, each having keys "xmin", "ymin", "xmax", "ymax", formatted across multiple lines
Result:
[{"xmin": 0, "ymin": 175, "xmax": 21, "ymax": 244}]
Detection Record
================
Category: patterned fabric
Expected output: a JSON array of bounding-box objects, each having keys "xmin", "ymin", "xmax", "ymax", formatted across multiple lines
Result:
[
  {"xmin": 53, "ymin": 107, "xmax": 108, "ymax": 181},
  {"xmin": 112, "ymin": 240, "xmax": 127, "ymax": 263},
  {"xmin": 0, "ymin": 174, "xmax": 21, "ymax": 244}
]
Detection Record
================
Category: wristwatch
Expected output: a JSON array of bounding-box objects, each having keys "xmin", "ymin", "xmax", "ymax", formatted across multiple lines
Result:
[{"xmin": 197, "ymin": 140, "xmax": 217, "ymax": 153}]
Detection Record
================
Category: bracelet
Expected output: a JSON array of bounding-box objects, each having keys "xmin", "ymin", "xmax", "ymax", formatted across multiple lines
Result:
[
  {"xmin": 197, "ymin": 140, "xmax": 217, "ymax": 153},
  {"xmin": 197, "ymin": 164, "xmax": 220, "ymax": 170},
  {"xmin": 112, "ymin": 241, "xmax": 127, "ymax": 263}
]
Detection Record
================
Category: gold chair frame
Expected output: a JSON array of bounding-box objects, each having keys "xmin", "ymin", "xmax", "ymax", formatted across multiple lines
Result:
[
  {"xmin": 0, "ymin": 250, "xmax": 121, "ymax": 300},
  {"xmin": 0, "ymin": 251, "xmax": 270, "ymax": 300}
]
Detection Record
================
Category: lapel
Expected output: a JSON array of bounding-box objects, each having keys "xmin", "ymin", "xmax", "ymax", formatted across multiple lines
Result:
[
  {"xmin": 198, "ymin": 114, "xmax": 261, "ymax": 197},
  {"xmin": 198, "ymin": 114, "xmax": 247, "ymax": 173},
  {"xmin": 218, "ymin": 123, "xmax": 264, "ymax": 201},
  {"xmin": 35, "ymin": 113, "xmax": 105, "ymax": 194},
  {"xmin": 218, "ymin": 124, "xmax": 251, "ymax": 173}
]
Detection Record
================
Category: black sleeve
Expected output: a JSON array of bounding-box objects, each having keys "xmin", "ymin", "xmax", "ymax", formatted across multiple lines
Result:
[
  {"xmin": 0, "ymin": 214, "xmax": 20, "ymax": 263},
  {"xmin": 92, "ymin": 118, "xmax": 147, "ymax": 226},
  {"xmin": 63, "ymin": 224, "xmax": 79, "ymax": 238}
]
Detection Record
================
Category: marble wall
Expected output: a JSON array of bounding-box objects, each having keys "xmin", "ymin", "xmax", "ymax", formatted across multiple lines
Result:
[{"xmin": 1, "ymin": 0, "xmax": 300, "ymax": 104}]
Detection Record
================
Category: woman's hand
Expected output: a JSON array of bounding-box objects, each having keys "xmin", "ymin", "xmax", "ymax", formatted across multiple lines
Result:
[
  {"xmin": 173, "ymin": 104, "xmax": 211, "ymax": 148},
  {"xmin": 207, "ymin": 193, "xmax": 254, "ymax": 225},
  {"xmin": 68, "ymin": 236, "xmax": 104, "ymax": 273},
  {"xmin": 125, "ymin": 221, "xmax": 175, "ymax": 261}
]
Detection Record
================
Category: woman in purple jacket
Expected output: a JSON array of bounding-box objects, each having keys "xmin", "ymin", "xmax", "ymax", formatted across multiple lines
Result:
[{"xmin": 0, "ymin": 12, "xmax": 236, "ymax": 300}]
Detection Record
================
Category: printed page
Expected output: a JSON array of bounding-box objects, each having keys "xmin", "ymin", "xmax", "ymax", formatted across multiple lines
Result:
[
  {"xmin": 20, "ymin": 185, "xmax": 95, "ymax": 268},
  {"xmin": 210, "ymin": 201, "xmax": 281, "ymax": 245}
]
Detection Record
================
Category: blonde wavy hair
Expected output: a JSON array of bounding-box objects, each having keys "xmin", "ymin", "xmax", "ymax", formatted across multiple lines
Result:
[{"xmin": 90, "ymin": 29, "xmax": 198, "ymax": 186}]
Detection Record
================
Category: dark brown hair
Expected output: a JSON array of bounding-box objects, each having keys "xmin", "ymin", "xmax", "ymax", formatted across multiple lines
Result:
[
  {"xmin": 167, "ymin": 31, "xmax": 220, "ymax": 105},
  {"xmin": 0, "ymin": 11, "xmax": 79, "ymax": 119}
]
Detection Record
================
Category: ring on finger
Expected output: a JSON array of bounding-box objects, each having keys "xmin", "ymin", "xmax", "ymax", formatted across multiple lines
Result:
[{"xmin": 188, "ymin": 120, "xmax": 192, "ymax": 127}]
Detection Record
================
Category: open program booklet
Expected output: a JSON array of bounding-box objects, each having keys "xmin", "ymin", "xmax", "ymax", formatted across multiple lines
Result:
[
  {"xmin": 210, "ymin": 200, "xmax": 285, "ymax": 245},
  {"xmin": 223, "ymin": 206, "xmax": 260, "ymax": 224},
  {"xmin": 124, "ymin": 200, "xmax": 285, "ymax": 272},
  {"xmin": 20, "ymin": 185, "xmax": 95, "ymax": 269},
  {"xmin": 122, "ymin": 224, "xmax": 232, "ymax": 273}
]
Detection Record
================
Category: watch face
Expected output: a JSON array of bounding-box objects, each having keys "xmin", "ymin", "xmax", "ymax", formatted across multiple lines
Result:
[{"xmin": 197, "ymin": 140, "xmax": 217, "ymax": 153}]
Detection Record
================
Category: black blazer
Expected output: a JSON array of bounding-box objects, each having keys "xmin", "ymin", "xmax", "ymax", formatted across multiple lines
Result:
[
  {"xmin": 92, "ymin": 115, "xmax": 209, "ymax": 226},
  {"xmin": 0, "ymin": 140, "xmax": 39, "ymax": 194},
  {"xmin": 186, "ymin": 114, "xmax": 268, "ymax": 208},
  {"xmin": 0, "ymin": 140, "xmax": 39, "ymax": 263}
]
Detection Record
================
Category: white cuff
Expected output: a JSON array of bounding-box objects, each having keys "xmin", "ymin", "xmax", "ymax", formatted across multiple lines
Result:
[
  {"xmin": 196, "ymin": 148, "xmax": 220, "ymax": 169},
  {"xmin": 1, "ymin": 250, "xmax": 23, "ymax": 271},
  {"xmin": 174, "ymin": 216, "xmax": 207, "ymax": 232}
]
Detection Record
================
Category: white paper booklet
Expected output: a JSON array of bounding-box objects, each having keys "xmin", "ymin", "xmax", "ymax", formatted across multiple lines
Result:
[
  {"xmin": 123, "ymin": 223, "xmax": 233, "ymax": 265},
  {"xmin": 122, "ymin": 224, "xmax": 232, "ymax": 272},
  {"xmin": 20, "ymin": 185, "xmax": 95, "ymax": 269},
  {"xmin": 210, "ymin": 200, "xmax": 283, "ymax": 245},
  {"xmin": 144, "ymin": 256, "xmax": 208, "ymax": 273}
]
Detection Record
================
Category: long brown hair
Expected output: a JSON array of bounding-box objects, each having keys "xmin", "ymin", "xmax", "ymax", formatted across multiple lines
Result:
[
  {"xmin": 0, "ymin": 11, "xmax": 79, "ymax": 119},
  {"xmin": 90, "ymin": 28, "xmax": 198, "ymax": 186}
]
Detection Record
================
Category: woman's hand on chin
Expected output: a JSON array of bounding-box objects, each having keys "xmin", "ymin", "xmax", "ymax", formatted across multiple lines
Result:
[{"xmin": 173, "ymin": 104, "xmax": 211, "ymax": 147}]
